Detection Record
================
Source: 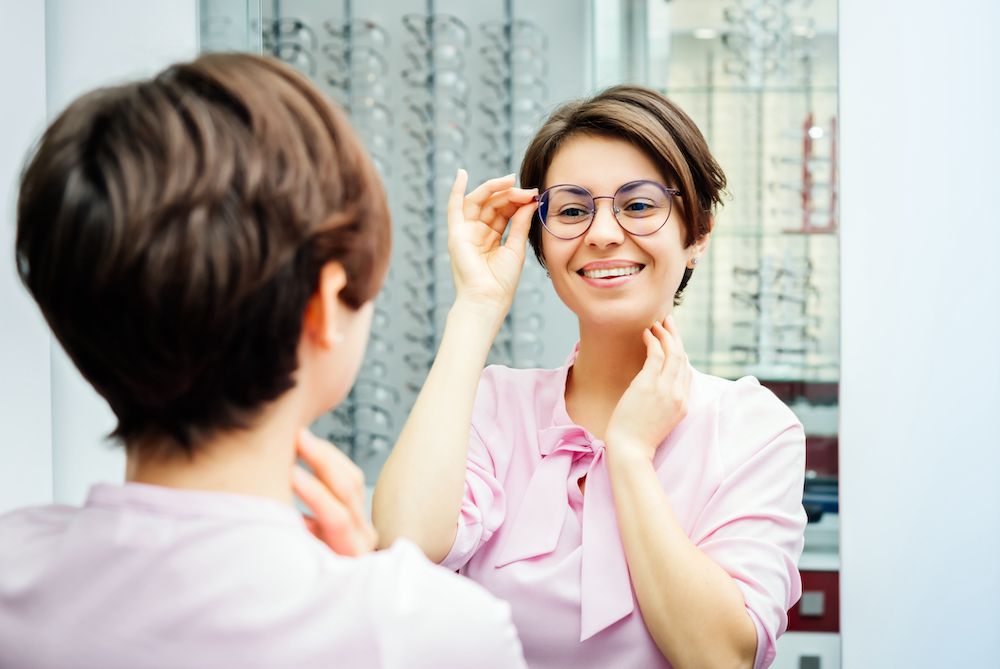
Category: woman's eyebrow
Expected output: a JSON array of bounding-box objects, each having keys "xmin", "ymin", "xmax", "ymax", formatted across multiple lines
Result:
[{"xmin": 616, "ymin": 180, "xmax": 662, "ymax": 195}]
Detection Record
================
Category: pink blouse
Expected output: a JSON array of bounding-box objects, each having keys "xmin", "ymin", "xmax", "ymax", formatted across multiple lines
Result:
[
  {"xmin": 441, "ymin": 347, "xmax": 807, "ymax": 669},
  {"xmin": 0, "ymin": 483, "xmax": 526, "ymax": 669}
]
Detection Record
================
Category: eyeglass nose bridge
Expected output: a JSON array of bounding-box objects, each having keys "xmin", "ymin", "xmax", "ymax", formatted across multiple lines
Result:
[
  {"xmin": 587, "ymin": 194, "xmax": 624, "ymax": 232},
  {"xmin": 591, "ymin": 195, "xmax": 618, "ymax": 209}
]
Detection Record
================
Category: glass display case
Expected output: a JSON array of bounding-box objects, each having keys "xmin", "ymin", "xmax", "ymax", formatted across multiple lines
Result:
[{"xmin": 590, "ymin": 2, "xmax": 841, "ymax": 665}]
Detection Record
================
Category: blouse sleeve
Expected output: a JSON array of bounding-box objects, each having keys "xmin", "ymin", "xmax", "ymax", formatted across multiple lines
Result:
[
  {"xmin": 692, "ymin": 377, "xmax": 807, "ymax": 669},
  {"xmin": 439, "ymin": 367, "xmax": 507, "ymax": 571}
]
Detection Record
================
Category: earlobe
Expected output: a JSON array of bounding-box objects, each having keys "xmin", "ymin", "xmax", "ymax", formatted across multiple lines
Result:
[{"xmin": 689, "ymin": 231, "xmax": 712, "ymax": 268}]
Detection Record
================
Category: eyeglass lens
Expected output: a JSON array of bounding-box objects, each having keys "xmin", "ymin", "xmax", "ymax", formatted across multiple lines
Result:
[{"xmin": 538, "ymin": 180, "xmax": 675, "ymax": 239}]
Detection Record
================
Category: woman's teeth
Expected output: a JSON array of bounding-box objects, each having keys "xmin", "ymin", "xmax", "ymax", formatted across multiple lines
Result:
[{"xmin": 581, "ymin": 265, "xmax": 643, "ymax": 279}]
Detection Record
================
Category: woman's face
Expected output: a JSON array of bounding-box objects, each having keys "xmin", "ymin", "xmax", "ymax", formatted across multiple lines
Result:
[{"xmin": 540, "ymin": 134, "xmax": 708, "ymax": 331}]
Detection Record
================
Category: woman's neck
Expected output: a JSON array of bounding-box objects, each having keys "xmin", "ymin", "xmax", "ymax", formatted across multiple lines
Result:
[
  {"xmin": 125, "ymin": 396, "xmax": 306, "ymax": 505},
  {"xmin": 566, "ymin": 322, "xmax": 652, "ymax": 438}
]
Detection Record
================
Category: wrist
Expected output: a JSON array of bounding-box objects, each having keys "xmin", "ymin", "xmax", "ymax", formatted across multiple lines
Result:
[
  {"xmin": 605, "ymin": 433, "xmax": 654, "ymax": 467},
  {"xmin": 448, "ymin": 297, "xmax": 508, "ymax": 335}
]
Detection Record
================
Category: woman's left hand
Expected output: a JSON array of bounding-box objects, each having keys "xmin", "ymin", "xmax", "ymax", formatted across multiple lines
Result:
[{"xmin": 605, "ymin": 316, "xmax": 692, "ymax": 462}]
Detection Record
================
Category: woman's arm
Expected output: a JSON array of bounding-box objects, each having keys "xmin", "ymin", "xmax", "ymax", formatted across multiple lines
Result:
[
  {"xmin": 372, "ymin": 171, "xmax": 537, "ymax": 562},
  {"xmin": 604, "ymin": 318, "xmax": 757, "ymax": 669},
  {"xmin": 607, "ymin": 451, "xmax": 757, "ymax": 669}
]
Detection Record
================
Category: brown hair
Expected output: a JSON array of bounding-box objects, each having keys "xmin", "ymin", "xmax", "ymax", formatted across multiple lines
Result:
[
  {"xmin": 519, "ymin": 85, "xmax": 726, "ymax": 303},
  {"xmin": 15, "ymin": 53, "xmax": 390, "ymax": 455}
]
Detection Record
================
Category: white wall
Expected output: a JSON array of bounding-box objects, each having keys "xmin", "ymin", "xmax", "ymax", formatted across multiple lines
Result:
[
  {"xmin": 0, "ymin": 2, "xmax": 52, "ymax": 514},
  {"xmin": 0, "ymin": 1, "xmax": 200, "ymax": 511},
  {"xmin": 45, "ymin": 0, "xmax": 201, "ymax": 505},
  {"xmin": 839, "ymin": 1, "xmax": 1000, "ymax": 667}
]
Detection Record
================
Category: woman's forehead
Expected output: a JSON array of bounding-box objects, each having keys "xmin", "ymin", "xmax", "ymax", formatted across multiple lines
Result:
[{"xmin": 545, "ymin": 135, "xmax": 664, "ymax": 190}]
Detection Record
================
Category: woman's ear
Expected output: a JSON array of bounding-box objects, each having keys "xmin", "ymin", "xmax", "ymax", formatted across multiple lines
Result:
[
  {"xmin": 303, "ymin": 261, "xmax": 348, "ymax": 350},
  {"xmin": 688, "ymin": 230, "xmax": 712, "ymax": 269}
]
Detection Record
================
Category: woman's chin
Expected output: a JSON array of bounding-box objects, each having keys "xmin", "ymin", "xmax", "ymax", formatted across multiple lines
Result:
[{"xmin": 575, "ymin": 305, "xmax": 661, "ymax": 333}]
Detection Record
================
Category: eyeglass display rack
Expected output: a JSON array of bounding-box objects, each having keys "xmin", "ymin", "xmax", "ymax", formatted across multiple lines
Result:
[
  {"xmin": 245, "ymin": 0, "xmax": 553, "ymax": 479},
  {"xmin": 642, "ymin": 7, "xmax": 844, "ymax": 655},
  {"xmin": 659, "ymin": 5, "xmax": 841, "ymax": 390}
]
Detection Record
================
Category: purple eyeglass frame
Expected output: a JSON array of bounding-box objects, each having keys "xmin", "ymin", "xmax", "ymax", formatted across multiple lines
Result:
[{"xmin": 532, "ymin": 179, "xmax": 682, "ymax": 240}]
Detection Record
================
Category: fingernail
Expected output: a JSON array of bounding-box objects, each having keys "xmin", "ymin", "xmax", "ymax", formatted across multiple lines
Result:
[{"xmin": 667, "ymin": 314, "xmax": 676, "ymax": 326}]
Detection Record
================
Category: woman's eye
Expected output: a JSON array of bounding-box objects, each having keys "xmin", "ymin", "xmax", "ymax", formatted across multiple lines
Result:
[
  {"xmin": 558, "ymin": 206, "xmax": 589, "ymax": 219},
  {"xmin": 623, "ymin": 200, "xmax": 657, "ymax": 215}
]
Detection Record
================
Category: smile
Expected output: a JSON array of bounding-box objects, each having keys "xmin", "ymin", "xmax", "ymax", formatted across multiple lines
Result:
[
  {"xmin": 575, "ymin": 262, "xmax": 646, "ymax": 288},
  {"xmin": 579, "ymin": 265, "xmax": 644, "ymax": 279}
]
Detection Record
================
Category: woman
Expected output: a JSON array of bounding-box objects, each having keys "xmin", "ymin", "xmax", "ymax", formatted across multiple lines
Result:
[
  {"xmin": 374, "ymin": 86, "xmax": 806, "ymax": 669},
  {"xmin": 0, "ymin": 53, "xmax": 525, "ymax": 669}
]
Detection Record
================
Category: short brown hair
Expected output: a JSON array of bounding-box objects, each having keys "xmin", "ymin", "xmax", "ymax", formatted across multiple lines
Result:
[
  {"xmin": 15, "ymin": 53, "xmax": 390, "ymax": 454},
  {"xmin": 519, "ymin": 85, "xmax": 726, "ymax": 303}
]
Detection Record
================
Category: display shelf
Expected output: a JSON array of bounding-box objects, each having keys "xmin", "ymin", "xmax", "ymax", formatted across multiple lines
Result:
[{"xmin": 691, "ymin": 358, "xmax": 840, "ymax": 385}]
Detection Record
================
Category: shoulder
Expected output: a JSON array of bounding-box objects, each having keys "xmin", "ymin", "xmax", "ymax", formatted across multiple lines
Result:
[
  {"xmin": 694, "ymin": 371, "xmax": 799, "ymax": 430},
  {"xmin": 693, "ymin": 371, "xmax": 804, "ymax": 471},
  {"xmin": 362, "ymin": 540, "xmax": 524, "ymax": 666},
  {"xmin": 366, "ymin": 539, "xmax": 509, "ymax": 613},
  {"xmin": 477, "ymin": 364, "xmax": 564, "ymax": 400},
  {"xmin": 473, "ymin": 364, "xmax": 564, "ymax": 424},
  {"xmin": 0, "ymin": 504, "xmax": 77, "ymax": 552},
  {"xmin": 0, "ymin": 505, "xmax": 79, "ymax": 598}
]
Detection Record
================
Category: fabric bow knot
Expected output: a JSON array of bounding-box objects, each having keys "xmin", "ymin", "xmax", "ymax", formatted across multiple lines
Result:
[{"xmin": 495, "ymin": 424, "xmax": 634, "ymax": 641}]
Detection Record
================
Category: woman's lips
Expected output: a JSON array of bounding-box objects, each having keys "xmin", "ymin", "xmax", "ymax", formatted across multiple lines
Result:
[{"xmin": 576, "ymin": 265, "xmax": 645, "ymax": 288}]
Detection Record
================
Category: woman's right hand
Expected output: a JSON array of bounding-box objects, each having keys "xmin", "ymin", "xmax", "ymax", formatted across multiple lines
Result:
[
  {"xmin": 446, "ymin": 170, "xmax": 539, "ymax": 318},
  {"xmin": 292, "ymin": 429, "xmax": 377, "ymax": 557}
]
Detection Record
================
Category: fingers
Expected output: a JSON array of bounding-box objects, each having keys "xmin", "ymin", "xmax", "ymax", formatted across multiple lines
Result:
[
  {"xmin": 651, "ymin": 321, "xmax": 673, "ymax": 359},
  {"xmin": 652, "ymin": 319, "xmax": 684, "ymax": 381},
  {"xmin": 447, "ymin": 169, "xmax": 470, "ymax": 233},
  {"xmin": 463, "ymin": 173, "xmax": 517, "ymax": 217},
  {"xmin": 478, "ymin": 187, "xmax": 538, "ymax": 228},
  {"xmin": 291, "ymin": 465, "xmax": 366, "ymax": 556},
  {"xmin": 502, "ymin": 199, "xmax": 539, "ymax": 256},
  {"xmin": 296, "ymin": 430, "xmax": 366, "ymax": 527},
  {"xmin": 639, "ymin": 328, "xmax": 666, "ymax": 378},
  {"xmin": 662, "ymin": 314, "xmax": 688, "ymax": 359},
  {"xmin": 651, "ymin": 317, "xmax": 691, "ymax": 419}
]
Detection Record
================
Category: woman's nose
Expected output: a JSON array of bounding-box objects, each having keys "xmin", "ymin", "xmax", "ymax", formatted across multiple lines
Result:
[{"xmin": 584, "ymin": 199, "xmax": 625, "ymax": 248}]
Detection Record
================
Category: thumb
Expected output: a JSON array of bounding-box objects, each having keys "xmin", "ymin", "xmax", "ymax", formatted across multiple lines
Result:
[
  {"xmin": 503, "ymin": 198, "xmax": 538, "ymax": 257},
  {"xmin": 447, "ymin": 168, "xmax": 469, "ymax": 234}
]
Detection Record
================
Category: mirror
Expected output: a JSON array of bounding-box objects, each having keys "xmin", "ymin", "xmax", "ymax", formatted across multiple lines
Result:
[{"xmin": 200, "ymin": 1, "xmax": 841, "ymax": 665}]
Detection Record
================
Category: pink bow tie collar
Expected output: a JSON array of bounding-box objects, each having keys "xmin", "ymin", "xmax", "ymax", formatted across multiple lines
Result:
[{"xmin": 495, "ymin": 424, "xmax": 634, "ymax": 641}]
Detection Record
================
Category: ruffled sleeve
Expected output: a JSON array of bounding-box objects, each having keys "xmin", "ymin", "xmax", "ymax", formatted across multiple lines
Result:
[
  {"xmin": 439, "ymin": 367, "xmax": 508, "ymax": 571},
  {"xmin": 692, "ymin": 376, "xmax": 807, "ymax": 669}
]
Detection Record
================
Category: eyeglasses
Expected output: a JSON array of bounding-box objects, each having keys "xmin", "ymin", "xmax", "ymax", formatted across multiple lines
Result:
[{"xmin": 535, "ymin": 180, "xmax": 681, "ymax": 240}]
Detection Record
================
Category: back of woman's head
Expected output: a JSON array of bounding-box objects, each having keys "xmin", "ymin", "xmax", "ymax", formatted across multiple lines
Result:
[
  {"xmin": 519, "ymin": 85, "xmax": 726, "ymax": 301},
  {"xmin": 15, "ymin": 53, "xmax": 391, "ymax": 456}
]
